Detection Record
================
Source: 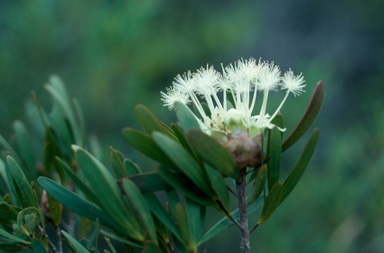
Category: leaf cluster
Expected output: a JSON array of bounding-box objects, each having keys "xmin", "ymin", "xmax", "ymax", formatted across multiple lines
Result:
[{"xmin": 0, "ymin": 77, "xmax": 323, "ymax": 252}]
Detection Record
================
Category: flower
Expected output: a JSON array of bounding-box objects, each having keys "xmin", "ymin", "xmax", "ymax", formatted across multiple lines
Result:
[{"xmin": 161, "ymin": 58, "xmax": 306, "ymax": 141}]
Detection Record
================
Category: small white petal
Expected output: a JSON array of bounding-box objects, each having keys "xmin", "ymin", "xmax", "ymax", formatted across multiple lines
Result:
[
  {"xmin": 173, "ymin": 72, "xmax": 195, "ymax": 94},
  {"xmin": 160, "ymin": 86, "xmax": 190, "ymax": 110},
  {"xmin": 257, "ymin": 62, "xmax": 281, "ymax": 91},
  {"xmin": 281, "ymin": 69, "xmax": 306, "ymax": 96},
  {"xmin": 194, "ymin": 65, "xmax": 221, "ymax": 95}
]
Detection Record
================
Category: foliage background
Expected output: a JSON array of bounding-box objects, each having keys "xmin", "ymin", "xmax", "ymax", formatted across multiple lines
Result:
[{"xmin": 0, "ymin": 0, "xmax": 383, "ymax": 252}]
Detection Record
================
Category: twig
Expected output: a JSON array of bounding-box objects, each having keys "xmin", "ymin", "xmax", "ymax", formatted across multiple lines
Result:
[
  {"xmin": 236, "ymin": 169, "xmax": 250, "ymax": 253},
  {"xmin": 249, "ymin": 223, "xmax": 259, "ymax": 234},
  {"xmin": 226, "ymin": 185, "xmax": 238, "ymax": 198},
  {"xmin": 37, "ymin": 224, "xmax": 57, "ymax": 253},
  {"xmin": 216, "ymin": 200, "xmax": 241, "ymax": 228},
  {"xmin": 56, "ymin": 226, "xmax": 63, "ymax": 253}
]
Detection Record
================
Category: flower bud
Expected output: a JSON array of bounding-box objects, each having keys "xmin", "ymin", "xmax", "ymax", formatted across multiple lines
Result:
[{"xmin": 223, "ymin": 132, "xmax": 263, "ymax": 170}]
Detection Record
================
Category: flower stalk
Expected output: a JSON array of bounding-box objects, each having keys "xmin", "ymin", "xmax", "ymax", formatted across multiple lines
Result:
[{"xmin": 236, "ymin": 169, "xmax": 250, "ymax": 253}]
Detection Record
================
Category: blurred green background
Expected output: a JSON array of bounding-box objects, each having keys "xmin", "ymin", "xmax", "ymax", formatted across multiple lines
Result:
[{"xmin": 1, "ymin": 0, "xmax": 383, "ymax": 252}]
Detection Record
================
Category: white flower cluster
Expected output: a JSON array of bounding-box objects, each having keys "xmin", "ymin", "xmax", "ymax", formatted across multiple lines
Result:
[{"xmin": 161, "ymin": 58, "xmax": 305, "ymax": 140}]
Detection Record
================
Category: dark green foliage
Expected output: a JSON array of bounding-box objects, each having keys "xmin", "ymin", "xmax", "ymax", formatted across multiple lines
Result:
[{"xmin": 0, "ymin": 78, "xmax": 322, "ymax": 252}]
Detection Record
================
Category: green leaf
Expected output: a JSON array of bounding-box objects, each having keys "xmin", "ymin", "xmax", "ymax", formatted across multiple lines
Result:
[
  {"xmin": 0, "ymin": 158, "xmax": 13, "ymax": 199},
  {"xmin": 46, "ymin": 192, "xmax": 63, "ymax": 226},
  {"xmin": 55, "ymin": 157, "xmax": 102, "ymax": 208},
  {"xmin": 198, "ymin": 197, "xmax": 263, "ymax": 245},
  {"xmin": 118, "ymin": 172, "xmax": 171, "ymax": 193},
  {"xmin": 165, "ymin": 189, "xmax": 180, "ymax": 219},
  {"xmin": 120, "ymin": 179, "xmax": 158, "ymax": 244},
  {"xmin": 16, "ymin": 207, "xmax": 40, "ymax": 237},
  {"xmin": 157, "ymin": 166, "xmax": 215, "ymax": 209},
  {"xmin": 122, "ymin": 128, "xmax": 173, "ymax": 165},
  {"xmin": 110, "ymin": 147, "xmax": 128, "ymax": 179},
  {"xmin": 258, "ymin": 182, "xmax": 284, "ymax": 225},
  {"xmin": 185, "ymin": 198, "xmax": 203, "ymax": 247},
  {"xmin": 38, "ymin": 177, "xmax": 126, "ymax": 236},
  {"xmin": 144, "ymin": 193, "xmax": 182, "ymax": 243},
  {"xmin": 0, "ymin": 201, "xmax": 20, "ymax": 227},
  {"xmin": 143, "ymin": 242, "xmax": 161, "ymax": 253},
  {"xmin": 271, "ymin": 113, "xmax": 285, "ymax": 131},
  {"xmin": 171, "ymin": 123, "xmax": 196, "ymax": 157},
  {"xmin": 72, "ymin": 145, "xmax": 143, "ymax": 241},
  {"xmin": 251, "ymin": 165, "xmax": 268, "ymax": 204},
  {"xmin": 45, "ymin": 75, "xmax": 81, "ymax": 145},
  {"xmin": 187, "ymin": 129, "xmax": 240, "ymax": 180},
  {"xmin": 135, "ymin": 104, "xmax": 175, "ymax": 138},
  {"xmin": 267, "ymin": 127, "xmax": 282, "ymax": 191},
  {"xmin": 100, "ymin": 229, "xmax": 143, "ymax": 248},
  {"xmin": 44, "ymin": 127, "xmax": 66, "ymax": 176},
  {"xmin": 175, "ymin": 203, "xmax": 194, "ymax": 250},
  {"xmin": 0, "ymin": 227, "xmax": 31, "ymax": 245},
  {"xmin": 32, "ymin": 240, "xmax": 48, "ymax": 253},
  {"xmin": 0, "ymin": 135, "xmax": 21, "ymax": 162},
  {"xmin": 174, "ymin": 101, "xmax": 201, "ymax": 131},
  {"xmin": 204, "ymin": 163, "xmax": 230, "ymax": 213},
  {"xmin": 282, "ymin": 81, "xmax": 324, "ymax": 152},
  {"xmin": 105, "ymin": 237, "xmax": 117, "ymax": 253},
  {"xmin": 124, "ymin": 159, "xmax": 142, "ymax": 176},
  {"xmin": 72, "ymin": 98, "xmax": 86, "ymax": 147},
  {"xmin": 152, "ymin": 132, "xmax": 212, "ymax": 195},
  {"xmin": 282, "ymin": 129, "xmax": 319, "ymax": 202},
  {"xmin": 6, "ymin": 156, "xmax": 36, "ymax": 208},
  {"xmin": 13, "ymin": 120, "xmax": 37, "ymax": 181},
  {"xmin": 62, "ymin": 230, "xmax": 90, "ymax": 253}
]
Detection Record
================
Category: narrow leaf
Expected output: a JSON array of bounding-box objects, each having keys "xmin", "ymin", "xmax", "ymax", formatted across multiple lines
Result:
[
  {"xmin": 121, "ymin": 179, "xmax": 158, "ymax": 244},
  {"xmin": 110, "ymin": 147, "xmax": 128, "ymax": 179},
  {"xmin": 100, "ymin": 229, "xmax": 143, "ymax": 248},
  {"xmin": 152, "ymin": 132, "xmax": 212, "ymax": 195},
  {"xmin": 282, "ymin": 81, "xmax": 324, "ymax": 152},
  {"xmin": 62, "ymin": 230, "xmax": 90, "ymax": 253},
  {"xmin": 267, "ymin": 127, "xmax": 281, "ymax": 191},
  {"xmin": 258, "ymin": 182, "xmax": 284, "ymax": 224},
  {"xmin": 174, "ymin": 101, "xmax": 201, "ymax": 131},
  {"xmin": 122, "ymin": 128, "xmax": 173, "ymax": 165},
  {"xmin": 55, "ymin": 157, "xmax": 102, "ymax": 208},
  {"xmin": 6, "ymin": 156, "xmax": 36, "ymax": 208},
  {"xmin": 198, "ymin": 197, "xmax": 263, "ymax": 245},
  {"xmin": 135, "ymin": 104, "xmax": 175, "ymax": 138},
  {"xmin": 0, "ymin": 135, "xmax": 21, "ymax": 161},
  {"xmin": 157, "ymin": 166, "xmax": 215, "ymax": 209},
  {"xmin": 32, "ymin": 240, "xmax": 48, "ymax": 253},
  {"xmin": 45, "ymin": 75, "xmax": 81, "ymax": 144},
  {"xmin": 251, "ymin": 165, "xmax": 267, "ymax": 204},
  {"xmin": 185, "ymin": 198, "xmax": 203, "ymax": 247},
  {"xmin": 46, "ymin": 192, "xmax": 63, "ymax": 226},
  {"xmin": 0, "ymin": 227, "xmax": 31, "ymax": 244},
  {"xmin": 16, "ymin": 207, "xmax": 40, "ymax": 237},
  {"xmin": 171, "ymin": 123, "xmax": 196, "ymax": 157},
  {"xmin": 72, "ymin": 145, "xmax": 143, "ymax": 241},
  {"xmin": 204, "ymin": 163, "xmax": 230, "ymax": 212},
  {"xmin": 187, "ymin": 129, "xmax": 239, "ymax": 180},
  {"xmin": 175, "ymin": 203, "xmax": 192, "ymax": 248},
  {"xmin": 144, "ymin": 193, "xmax": 182, "ymax": 242},
  {"xmin": 0, "ymin": 158, "xmax": 12, "ymax": 199},
  {"xmin": 38, "ymin": 177, "xmax": 126, "ymax": 236},
  {"xmin": 124, "ymin": 159, "xmax": 142, "ymax": 176},
  {"xmin": 0, "ymin": 201, "xmax": 19, "ymax": 226},
  {"xmin": 282, "ymin": 129, "xmax": 319, "ymax": 201},
  {"xmin": 118, "ymin": 172, "xmax": 171, "ymax": 193},
  {"xmin": 13, "ymin": 120, "xmax": 37, "ymax": 180}
]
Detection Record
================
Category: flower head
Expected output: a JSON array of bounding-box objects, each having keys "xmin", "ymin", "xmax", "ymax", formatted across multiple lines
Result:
[{"xmin": 161, "ymin": 58, "xmax": 306, "ymax": 140}]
